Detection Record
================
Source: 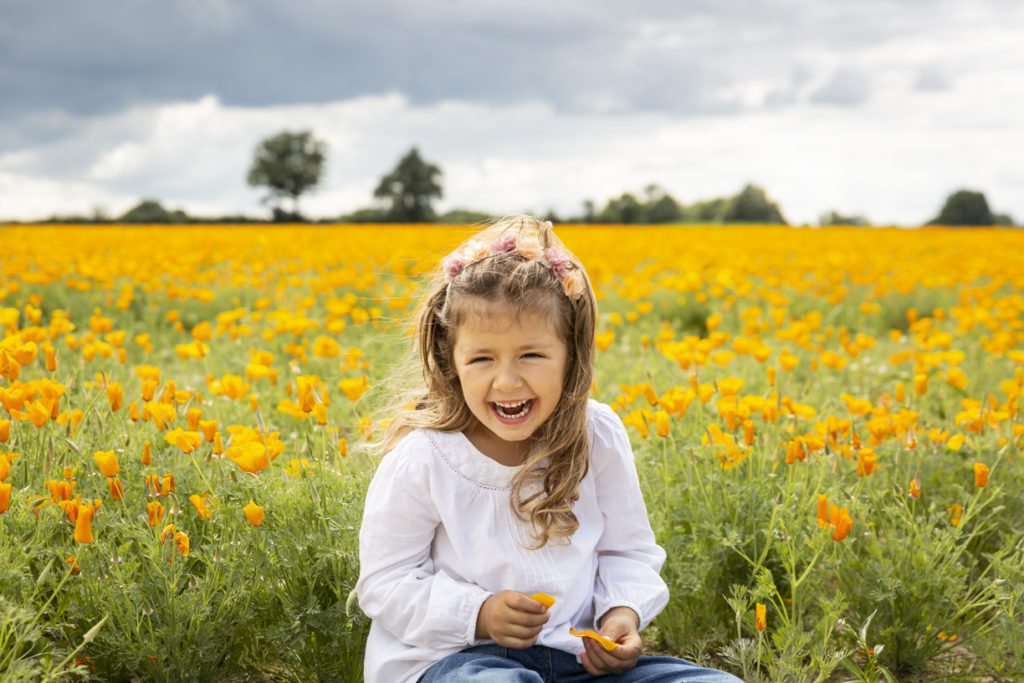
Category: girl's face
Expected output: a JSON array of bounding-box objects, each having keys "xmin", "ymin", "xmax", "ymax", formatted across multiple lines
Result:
[{"xmin": 452, "ymin": 304, "xmax": 568, "ymax": 465}]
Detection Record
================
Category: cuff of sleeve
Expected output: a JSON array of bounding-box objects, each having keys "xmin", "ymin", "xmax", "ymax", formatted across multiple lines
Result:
[{"xmin": 465, "ymin": 590, "xmax": 493, "ymax": 646}]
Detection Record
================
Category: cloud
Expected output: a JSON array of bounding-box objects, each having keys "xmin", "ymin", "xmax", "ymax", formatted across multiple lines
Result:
[
  {"xmin": 810, "ymin": 68, "xmax": 872, "ymax": 106},
  {"xmin": 2, "ymin": 79, "xmax": 1023, "ymax": 226},
  {"xmin": 5, "ymin": 0, "xmax": 1016, "ymax": 120},
  {"xmin": 1, "ymin": 0, "xmax": 1023, "ymax": 225},
  {"xmin": 914, "ymin": 65, "xmax": 952, "ymax": 92}
]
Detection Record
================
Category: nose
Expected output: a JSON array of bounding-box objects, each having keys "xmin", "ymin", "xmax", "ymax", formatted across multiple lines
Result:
[{"xmin": 492, "ymin": 361, "xmax": 522, "ymax": 393}]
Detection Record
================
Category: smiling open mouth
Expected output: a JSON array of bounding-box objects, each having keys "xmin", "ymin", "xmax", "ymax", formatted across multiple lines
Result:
[{"xmin": 493, "ymin": 399, "xmax": 533, "ymax": 419}]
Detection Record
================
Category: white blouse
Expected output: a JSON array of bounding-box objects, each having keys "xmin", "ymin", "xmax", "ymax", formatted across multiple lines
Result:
[{"xmin": 355, "ymin": 400, "xmax": 669, "ymax": 683}]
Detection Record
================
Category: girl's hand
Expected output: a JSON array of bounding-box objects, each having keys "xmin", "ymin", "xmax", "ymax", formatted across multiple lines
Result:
[
  {"xmin": 475, "ymin": 590, "xmax": 551, "ymax": 649},
  {"xmin": 580, "ymin": 607, "xmax": 643, "ymax": 676}
]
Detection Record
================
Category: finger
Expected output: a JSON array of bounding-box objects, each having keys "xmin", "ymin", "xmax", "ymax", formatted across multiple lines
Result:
[
  {"xmin": 591, "ymin": 635, "xmax": 640, "ymax": 673},
  {"xmin": 599, "ymin": 638, "xmax": 641, "ymax": 663},
  {"xmin": 582, "ymin": 636, "xmax": 617, "ymax": 674},
  {"xmin": 507, "ymin": 592, "xmax": 548, "ymax": 613},
  {"xmin": 579, "ymin": 649, "xmax": 604, "ymax": 676},
  {"xmin": 494, "ymin": 622, "xmax": 544, "ymax": 642},
  {"xmin": 503, "ymin": 609, "xmax": 549, "ymax": 628}
]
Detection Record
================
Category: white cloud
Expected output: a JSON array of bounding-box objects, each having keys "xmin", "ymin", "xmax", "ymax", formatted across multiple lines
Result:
[{"xmin": 1, "ymin": 30, "xmax": 1023, "ymax": 227}]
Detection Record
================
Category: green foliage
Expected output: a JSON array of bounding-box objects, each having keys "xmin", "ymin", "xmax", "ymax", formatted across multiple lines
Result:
[
  {"xmin": 722, "ymin": 184, "xmax": 787, "ymax": 224},
  {"xmin": 927, "ymin": 189, "xmax": 994, "ymax": 226},
  {"xmin": 598, "ymin": 193, "xmax": 645, "ymax": 223},
  {"xmin": 373, "ymin": 147, "xmax": 443, "ymax": 222},
  {"xmin": 337, "ymin": 206, "xmax": 391, "ymax": 223},
  {"xmin": 438, "ymin": 208, "xmax": 495, "ymax": 225},
  {"xmin": 119, "ymin": 200, "xmax": 192, "ymax": 224},
  {"xmin": 835, "ymin": 472, "xmax": 1018, "ymax": 674},
  {"xmin": 247, "ymin": 130, "xmax": 328, "ymax": 219},
  {"xmin": 583, "ymin": 183, "xmax": 787, "ymax": 225},
  {"xmin": 819, "ymin": 210, "xmax": 870, "ymax": 227},
  {"xmin": 0, "ymin": 558, "xmax": 93, "ymax": 682},
  {"xmin": 592, "ymin": 185, "xmax": 685, "ymax": 224},
  {"xmin": 685, "ymin": 196, "xmax": 731, "ymax": 222}
]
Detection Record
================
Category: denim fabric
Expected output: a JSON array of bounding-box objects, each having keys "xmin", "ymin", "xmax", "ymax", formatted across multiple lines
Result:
[{"xmin": 418, "ymin": 644, "xmax": 744, "ymax": 682}]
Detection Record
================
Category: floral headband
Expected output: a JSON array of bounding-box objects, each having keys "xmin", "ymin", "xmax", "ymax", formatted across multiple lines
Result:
[{"xmin": 441, "ymin": 230, "xmax": 587, "ymax": 300}]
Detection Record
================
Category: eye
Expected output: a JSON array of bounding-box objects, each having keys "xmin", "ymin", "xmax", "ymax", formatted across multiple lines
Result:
[
  {"xmin": 469, "ymin": 356, "xmax": 490, "ymax": 364},
  {"xmin": 523, "ymin": 353, "xmax": 544, "ymax": 359}
]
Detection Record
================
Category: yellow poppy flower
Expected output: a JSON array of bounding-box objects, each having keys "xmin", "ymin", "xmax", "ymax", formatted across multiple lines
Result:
[
  {"xmin": 164, "ymin": 429, "xmax": 202, "ymax": 454},
  {"xmin": 93, "ymin": 450, "xmax": 119, "ymax": 477},
  {"xmin": 243, "ymin": 499, "xmax": 264, "ymax": 527}
]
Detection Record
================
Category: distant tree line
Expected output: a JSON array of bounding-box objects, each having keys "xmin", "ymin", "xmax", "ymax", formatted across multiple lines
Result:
[
  {"xmin": 565, "ymin": 183, "xmax": 788, "ymax": 225},
  {"xmin": 11, "ymin": 129, "xmax": 1017, "ymax": 227}
]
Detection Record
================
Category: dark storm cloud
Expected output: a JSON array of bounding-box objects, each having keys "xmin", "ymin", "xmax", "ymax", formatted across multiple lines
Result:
[{"xmin": 1, "ymin": 0, "xmax": 966, "ymax": 123}]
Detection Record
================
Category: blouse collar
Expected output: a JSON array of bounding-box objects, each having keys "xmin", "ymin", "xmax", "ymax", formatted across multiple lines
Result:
[{"xmin": 422, "ymin": 429, "xmax": 522, "ymax": 489}]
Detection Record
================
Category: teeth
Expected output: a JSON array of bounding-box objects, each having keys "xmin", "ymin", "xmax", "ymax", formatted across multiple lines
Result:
[{"xmin": 494, "ymin": 400, "xmax": 531, "ymax": 418}]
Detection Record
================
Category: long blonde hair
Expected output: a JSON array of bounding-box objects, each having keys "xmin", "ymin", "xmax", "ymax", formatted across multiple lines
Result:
[{"xmin": 379, "ymin": 215, "xmax": 597, "ymax": 547}]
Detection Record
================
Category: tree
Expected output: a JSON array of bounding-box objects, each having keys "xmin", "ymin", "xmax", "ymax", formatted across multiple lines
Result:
[
  {"xmin": 819, "ymin": 210, "xmax": 869, "ymax": 227},
  {"xmin": 580, "ymin": 199, "xmax": 597, "ymax": 223},
  {"xmin": 722, "ymin": 184, "xmax": 787, "ymax": 224},
  {"xmin": 686, "ymin": 197, "xmax": 731, "ymax": 222},
  {"xmin": 644, "ymin": 194, "xmax": 684, "ymax": 223},
  {"xmin": 118, "ymin": 199, "xmax": 190, "ymax": 224},
  {"xmin": 928, "ymin": 189, "xmax": 994, "ymax": 226},
  {"xmin": 247, "ymin": 130, "xmax": 327, "ymax": 220},
  {"xmin": 373, "ymin": 147, "xmax": 443, "ymax": 222},
  {"xmin": 597, "ymin": 193, "xmax": 643, "ymax": 223}
]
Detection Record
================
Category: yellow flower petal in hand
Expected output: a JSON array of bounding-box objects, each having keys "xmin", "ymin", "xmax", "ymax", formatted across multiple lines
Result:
[
  {"xmin": 531, "ymin": 593, "xmax": 556, "ymax": 609},
  {"xmin": 569, "ymin": 627, "xmax": 619, "ymax": 651}
]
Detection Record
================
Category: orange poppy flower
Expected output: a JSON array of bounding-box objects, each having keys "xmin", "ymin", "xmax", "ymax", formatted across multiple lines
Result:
[
  {"xmin": 226, "ymin": 441, "xmax": 270, "ymax": 473},
  {"xmin": 164, "ymin": 429, "xmax": 202, "ymax": 454},
  {"xmin": 974, "ymin": 463, "xmax": 989, "ymax": 488},
  {"xmin": 243, "ymin": 499, "xmax": 264, "ymax": 527},
  {"xmin": 147, "ymin": 501, "xmax": 165, "ymax": 526},
  {"xmin": 93, "ymin": 450, "xmax": 119, "ymax": 477}
]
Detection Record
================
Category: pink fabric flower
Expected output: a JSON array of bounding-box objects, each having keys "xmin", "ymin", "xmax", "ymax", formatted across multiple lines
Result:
[
  {"xmin": 489, "ymin": 233, "xmax": 517, "ymax": 254},
  {"xmin": 442, "ymin": 253, "xmax": 467, "ymax": 282},
  {"xmin": 544, "ymin": 247, "xmax": 572, "ymax": 279}
]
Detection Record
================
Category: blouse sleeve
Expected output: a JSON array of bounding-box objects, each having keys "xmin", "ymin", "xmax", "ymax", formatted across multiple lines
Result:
[
  {"xmin": 589, "ymin": 402, "xmax": 669, "ymax": 630},
  {"xmin": 355, "ymin": 433, "xmax": 491, "ymax": 649}
]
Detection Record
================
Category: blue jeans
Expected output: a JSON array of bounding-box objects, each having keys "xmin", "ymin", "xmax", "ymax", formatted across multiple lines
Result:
[{"xmin": 418, "ymin": 644, "xmax": 743, "ymax": 682}]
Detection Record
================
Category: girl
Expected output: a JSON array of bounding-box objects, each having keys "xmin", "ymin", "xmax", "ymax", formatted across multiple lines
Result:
[{"xmin": 356, "ymin": 216, "xmax": 741, "ymax": 682}]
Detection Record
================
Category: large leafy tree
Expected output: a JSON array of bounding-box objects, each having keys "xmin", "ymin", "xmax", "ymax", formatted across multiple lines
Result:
[
  {"xmin": 722, "ymin": 184, "xmax": 787, "ymax": 224},
  {"xmin": 247, "ymin": 130, "xmax": 327, "ymax": 220},
  {"xmin": 373, "ymin": 147, "xmax": 443, "ymax": 222},
  {"xmin": 927, "ymin": 189, "xmax": 994, "ymax": 226},
  {"xmin": 118, "ymin": 199, "xmax": 190, "ymax": 224}
]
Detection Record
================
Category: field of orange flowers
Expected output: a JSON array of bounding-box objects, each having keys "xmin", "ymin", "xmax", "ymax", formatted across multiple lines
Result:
[{"xmin": 1, "ymin": 223, "xmax": 1023, "ymax": 682}]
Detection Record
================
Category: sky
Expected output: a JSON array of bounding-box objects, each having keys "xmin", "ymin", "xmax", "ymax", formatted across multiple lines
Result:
[{"xmin": 1, "ymin": 0, "xmax": 1022, "ymax": 225}]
